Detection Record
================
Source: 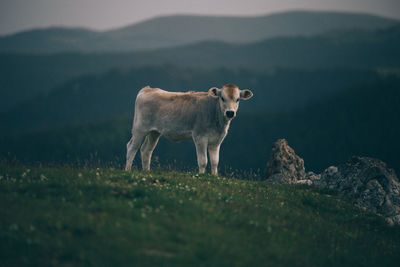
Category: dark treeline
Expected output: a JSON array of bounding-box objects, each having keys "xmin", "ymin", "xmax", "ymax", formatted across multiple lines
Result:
[
  {"xmin": 0, "ymin": 66, "xmax": 382, "ymax": 135},
  {"xmin": 1, "ymin": 25, "xmax": 400, "ymax": 112}
]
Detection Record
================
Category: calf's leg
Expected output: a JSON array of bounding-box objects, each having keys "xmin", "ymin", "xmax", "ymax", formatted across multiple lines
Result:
[
  {"xmin": 140, "ymin": 131, "xmax": 161, "ymax": 171},
  {"xmin": 194, "ymin": 137, "xmax": 208, "ymax": 174},
  {"xmin": 208, "ymin": 145, "xmax": 220, "ymax": 176},
  {"xmin": 125, "ymin": 130, "xmax": 147, "ymax": 171}
]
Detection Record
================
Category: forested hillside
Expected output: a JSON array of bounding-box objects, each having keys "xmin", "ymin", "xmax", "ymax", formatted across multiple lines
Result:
[
  {"xmin": 1, "ymin": 25, "xmax": 399, "ymax": 111},
  {"xmin": 0, "ymin": 67, "xmax": 381, "ymax": 134},
  {"xmin": 2, "ymin": 74, "xmax": 399, "ymax": 175}
]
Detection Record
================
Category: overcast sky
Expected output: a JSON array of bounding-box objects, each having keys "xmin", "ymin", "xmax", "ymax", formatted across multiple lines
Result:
[{"xmin": 1, "ymin": 0, "xmax": 400, "ymax": 35}]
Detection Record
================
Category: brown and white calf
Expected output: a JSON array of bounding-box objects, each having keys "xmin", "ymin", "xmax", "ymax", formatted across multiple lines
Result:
[{"xmin": 125, "ymin": 84, "xmax": 253, "ymax": 175}]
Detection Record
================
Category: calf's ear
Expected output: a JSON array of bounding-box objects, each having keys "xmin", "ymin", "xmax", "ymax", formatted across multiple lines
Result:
[
  {"xmin": 208, "ymin": 87, "xmax": 221, "ymax": 98},
  {"xmin": 240, "ymin": 89, "xmax": 253, "ymax": 100}
]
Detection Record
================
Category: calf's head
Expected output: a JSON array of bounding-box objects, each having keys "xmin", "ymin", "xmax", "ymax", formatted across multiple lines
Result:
[{"xmin": 209, "ymin": 84, "xmax": 253, "ymax": 120}]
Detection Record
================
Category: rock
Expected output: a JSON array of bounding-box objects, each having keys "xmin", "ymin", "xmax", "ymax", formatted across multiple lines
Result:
[
  {"xmin": 264, "ymin": 139, "xmax": 306, "ymax": 183},
  {"xmin": 317, "ymin": 156, "xmax": 400, "ymax": 225},
  {"xmin": 297, "ymin": 171, "xmax": 321, "ymax": 186},
  {"xmin": 305, "ymin": 171, "xmax": 321, "ymax": 181},
  {"xmin": 312, "ymin": 166, "xmax": 339, "ymax": 188},
  {"xmin": 264, "ymin": 139, "xmax": 400, "ymax": 225},
  {"xmin": 296, "ymin": 179, "xmax": 313, "ymax": 186},
  {"xmin": 298, "ymin": 156, "xmax": 400, "ymax": 225}
]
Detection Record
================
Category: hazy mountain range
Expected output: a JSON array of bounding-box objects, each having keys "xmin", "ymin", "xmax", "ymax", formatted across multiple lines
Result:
[
  {"xmin": 1, "ymin": 22, "xmax": 399, "ymax": 112},
  {"xmin": 1, "ymin": 10, "xmax": 400, "ymax": 174},
  {"xmin": 0, "ymin": 10, "xmax": 398, "ymax": 53}
]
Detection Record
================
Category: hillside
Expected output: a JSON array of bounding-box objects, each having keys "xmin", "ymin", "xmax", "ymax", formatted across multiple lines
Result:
[
  {"xmin": 0, "ymin": 165, "xmax": 399, "ymax": 266},
  {"xmin": 1, "ymin": 25, "xmax": 399, "ymax": 112},
  {"xmin": 1, "ymin": 24, "xmax": 400, "ymax": 112},
  {"xmin": 0, "ymin": 67, "xmax": 381, "ymax": 135},
  {"xmin": 0, "ymin": 11, "xmax": 398, "ymax": 53}
]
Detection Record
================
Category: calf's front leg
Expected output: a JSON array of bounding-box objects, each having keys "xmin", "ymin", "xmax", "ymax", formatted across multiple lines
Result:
[
  {"xmin": 194, "ymin": 138, "xmax": 208, "ymax": 174},
  {"xmin": 208, "ymin": 145, "xmax": 220, "ymax": 176}
]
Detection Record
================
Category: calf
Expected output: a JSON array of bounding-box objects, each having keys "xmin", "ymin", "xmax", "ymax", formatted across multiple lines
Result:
[{"xmin": 125, "ymin": 84, "xmax": 253, "ymax": 175}]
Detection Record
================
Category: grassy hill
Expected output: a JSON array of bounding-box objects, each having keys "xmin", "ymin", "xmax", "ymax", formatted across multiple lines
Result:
[
  {"xmin": 0, "ymin": 165, "xmax": 399, "ymax": 266},
  {"xmin": 0, "ymin": 11, "xmax": 397, "ymax": 53}
]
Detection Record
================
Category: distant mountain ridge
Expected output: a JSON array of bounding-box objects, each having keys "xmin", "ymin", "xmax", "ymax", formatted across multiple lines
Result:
[
  {"xmin": 0, "ymin": 10, "xmax": 398, "ymax": 53},
  {"xmin": 1, "ymin": 24, "xmax": 399, "ymax": 112}
]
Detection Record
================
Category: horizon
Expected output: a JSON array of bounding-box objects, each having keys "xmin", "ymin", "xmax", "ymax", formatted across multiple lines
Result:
[
  {"xmin": 1, "ymin": 0, "xmax": 400, "ymax": 36},
  {"xmin": 1, "ymin": 8, "xmax": 399, "ymax": 37}
]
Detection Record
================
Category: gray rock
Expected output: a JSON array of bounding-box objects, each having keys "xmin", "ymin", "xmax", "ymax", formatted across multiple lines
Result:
[
  {"xmin": 264, "ymin": 139, "xmax": 306, "ymax": 183},
  {"xmin": 318, "ymin": 156, "xmax": 400, "ymax": 226},
  {"xmin": 264, "ymin": 139, "xmax": 400, "ymax": 225},
  {"xmin": 300, "ymin": 156, "xmax": 400, "ymax": 226}
]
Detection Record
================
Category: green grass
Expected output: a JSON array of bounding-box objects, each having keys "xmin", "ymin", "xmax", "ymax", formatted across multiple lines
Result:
[{"xmin": 0, "ymin": 165, "xmax": 399, "ymax": 266}]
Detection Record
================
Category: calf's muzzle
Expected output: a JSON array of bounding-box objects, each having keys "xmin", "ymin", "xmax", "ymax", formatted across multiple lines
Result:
[{"xmin": 226, "ymin": 110, "xmax": 235, "ymax": 118}]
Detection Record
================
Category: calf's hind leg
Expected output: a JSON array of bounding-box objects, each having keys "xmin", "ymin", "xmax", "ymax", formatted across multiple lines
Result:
[
  {"xmin": 125, "ymin": 130, "xmax": 147, "ymax": 171},
  {"xmin": 140, "ymin": 131, "xmax": 161, "ymax": 171}
]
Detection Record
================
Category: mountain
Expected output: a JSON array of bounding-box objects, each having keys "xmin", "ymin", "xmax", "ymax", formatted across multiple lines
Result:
[
  {"xmin": 1, "ymin": 24, "xmax": 399, "ymax": 112},
  {"xmin": 0, "ymin": 11, "xmax": 398, "ymax": 53}
]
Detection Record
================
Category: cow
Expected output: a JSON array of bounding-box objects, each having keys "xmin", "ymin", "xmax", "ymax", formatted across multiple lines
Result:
[{"xmin": 125, "ymin": 84, "xmax": 253, "ymax": 175}]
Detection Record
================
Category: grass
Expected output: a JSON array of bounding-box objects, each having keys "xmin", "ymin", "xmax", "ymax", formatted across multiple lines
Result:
[{"xmin": 0, "ymin": 164, "xmax": 399, "ymax": 266}]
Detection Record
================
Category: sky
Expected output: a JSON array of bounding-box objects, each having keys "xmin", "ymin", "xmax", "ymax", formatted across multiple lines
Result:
[{"xmin": 1, "ymin": 0, "xmax": 400, "ymax": 35}]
